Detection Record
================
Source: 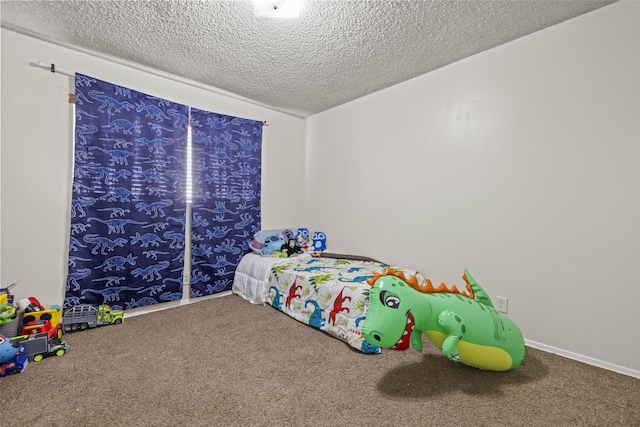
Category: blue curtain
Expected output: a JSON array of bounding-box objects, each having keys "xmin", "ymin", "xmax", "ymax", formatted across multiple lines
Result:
[
  {"xmin": 189, "ymin": 109, "xmax": 263, "ymax": 297},
  {"xmin": 67, "ymin": 74, "xmax": 188, "ymax": 310}
]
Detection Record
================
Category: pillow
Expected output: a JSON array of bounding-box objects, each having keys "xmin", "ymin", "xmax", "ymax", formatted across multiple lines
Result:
[{"xmin": 249, "ymin": 228, "xmax": 297, "ymax": 256}]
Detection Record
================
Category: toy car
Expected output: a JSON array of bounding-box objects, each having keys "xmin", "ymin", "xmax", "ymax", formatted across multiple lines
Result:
[
  {"xmin": 13, "ymin": 332, "xmax": 69, "ymax": 362},
  {"xmin": 0, "ymin": 334, "xmax": 28, "ymax": 377}
]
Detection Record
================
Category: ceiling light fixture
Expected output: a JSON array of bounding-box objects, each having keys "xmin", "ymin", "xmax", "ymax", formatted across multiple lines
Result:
[{"xmin": 252, "ymin": 0, "xmax": 304, "ymax": 18}]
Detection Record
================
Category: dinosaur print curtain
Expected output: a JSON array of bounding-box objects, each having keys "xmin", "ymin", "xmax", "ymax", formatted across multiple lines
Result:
[
  {"xmin": 67, "ymin": 74, "xmax": 188, "ymax": 310},
  {"xmin": 188, "ymin": 108, "xmax": 263, "ymax": 297}
]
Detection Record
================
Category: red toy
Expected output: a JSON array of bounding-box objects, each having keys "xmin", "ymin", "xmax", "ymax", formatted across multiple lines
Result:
[{"xmin": 21, "ymin": 307, "xmax": 63, "ymax": 340}]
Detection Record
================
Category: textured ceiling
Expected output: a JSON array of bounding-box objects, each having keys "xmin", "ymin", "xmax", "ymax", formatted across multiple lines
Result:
[{"xmin": 1, "ymin": 0, "xmax": 617, "ymax": 118}]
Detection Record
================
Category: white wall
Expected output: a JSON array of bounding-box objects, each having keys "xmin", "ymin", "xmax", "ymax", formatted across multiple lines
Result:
[
  {"xmin": 305, "ymin": 1, "xmax": 640, "ymax": 376},
  {"xmin": 0, "ymin": 29, "xmax": 306, "ymax": 310}
]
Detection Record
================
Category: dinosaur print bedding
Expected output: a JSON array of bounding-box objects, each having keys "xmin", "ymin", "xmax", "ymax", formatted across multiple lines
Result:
[{"xmin": 232, "ymin": 252, "xmax": 428, "ymax": 354}]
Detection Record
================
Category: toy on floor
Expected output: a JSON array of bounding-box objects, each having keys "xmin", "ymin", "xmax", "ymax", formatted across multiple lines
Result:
[
  {"xmin": 17, "ymin": 297, "xmax": 44, "ymax": 313},
  {"xmin": 0, "ymin": 303, "xmax": 17, "ymax": 325},
  {"xmin": 62, "ymin": 304, "xmax": 124, "ymax": 332},
  {"xmin": 0, "ymin": 333, "xmax": 28, "ymax": 377},
  {"xmin": 0, "ymin": 301, "xmax": 22, "ymax": 339},
  {"xmin": 13, "ymin": 332, "xmax": 69, "ymax": 362},
  {"xmin": 0, "ymin": 334, "xmax": 18, "ymax": 363},
  {"xmin": 362, "ymin": 268, "xmax": 525, "ymax": 371},
  {"xmin": 21, "ymin": 306, "xmax": 63, "ymax": 340},
  {"xmin": 0, "ymin": 281, "xmax": 20, "ymax": 305}
]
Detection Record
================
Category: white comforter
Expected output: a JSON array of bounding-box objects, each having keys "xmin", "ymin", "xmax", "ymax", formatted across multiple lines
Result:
[{"xmin": 232, "ymin": 253, "xmax": 311, "ymax": 304}]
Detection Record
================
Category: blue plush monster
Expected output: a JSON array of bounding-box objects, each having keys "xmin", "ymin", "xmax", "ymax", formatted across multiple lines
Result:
[
  {"xmin": 312, "ymin": 231, "xmax": 327, "ymax": 251},
  {"xmin": 261, "ymin": 235, "xmax": 286, "ymax": 255}
]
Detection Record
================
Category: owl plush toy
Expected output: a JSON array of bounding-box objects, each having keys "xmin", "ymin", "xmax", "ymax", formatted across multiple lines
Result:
[{"xmin": 311, "ymin": 231, "xmax": 327, "ymax": 252}]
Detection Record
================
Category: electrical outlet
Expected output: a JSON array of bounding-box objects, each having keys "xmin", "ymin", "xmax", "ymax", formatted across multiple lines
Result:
[{"xmin": 495, "ymin": 296, "xmax": 508, "ymax": 314}]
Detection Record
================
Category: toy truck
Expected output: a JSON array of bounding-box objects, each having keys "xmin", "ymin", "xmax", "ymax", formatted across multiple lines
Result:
[
  {"xmin": 62, "ymin": 304, "xmax": 124, "ymax": 332},
  {"xmin": 0, "ymin": 351, "xmax": 28, "ymax": 377},
  {"xmin": 13, "ymin": 332, "xmax": 69, "ymax": 362},
  {"xmin": 0, "ymin": 334, "xmax": 28, "ymax": 377},
  {"xmin": 21, "ymin": 306, "xmax": 63, "ymax": 340}
]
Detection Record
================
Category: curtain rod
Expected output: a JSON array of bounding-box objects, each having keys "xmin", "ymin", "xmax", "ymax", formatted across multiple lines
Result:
[
  {"xmin": 32, "ymin": 59, "xmax": 268, "ymax": 127},
  {"xmin": 34, "ymin": 59, "xmax": 74, "ymax": 77}
]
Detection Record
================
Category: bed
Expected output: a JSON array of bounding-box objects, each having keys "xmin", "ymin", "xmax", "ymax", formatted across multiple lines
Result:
[{"xmin": 232, "ymin": 252, "xmax": 427, "ymax": 354}]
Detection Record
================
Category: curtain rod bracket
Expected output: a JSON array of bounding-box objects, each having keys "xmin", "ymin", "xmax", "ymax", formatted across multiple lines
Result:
[{"xmin": 50, "ymin": 63, "xmax": 55, "ymax": 73}]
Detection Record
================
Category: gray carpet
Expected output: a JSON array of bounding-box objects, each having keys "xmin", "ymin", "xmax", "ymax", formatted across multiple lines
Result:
[{"xmin": 3, "ymin": 295, "xmax": 639, "ymax": 426}]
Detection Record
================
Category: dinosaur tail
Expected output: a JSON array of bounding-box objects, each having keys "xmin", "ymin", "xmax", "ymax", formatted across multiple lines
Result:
[{"xmin": 463, "ymin": 269, "xmax": 494, "ymax": 307}]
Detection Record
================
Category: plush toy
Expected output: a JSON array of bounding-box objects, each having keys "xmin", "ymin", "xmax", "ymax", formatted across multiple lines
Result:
[
  {"xmin": 250, "ymin": 228, "xmax": 297, "ymax": 256},
  {"xmin": 280, "ymin": 238, "xmax": 302, "ymax": 257},
  {"xmin": 261, "ymin": 235, "xmax": 286, "ymax": 256},
  {"xmin": 312, "ymin": 231, "xmax": 327, "ymax": 252},
  {"xmin": 296, "ymin": 228, "xmax": 310, "ymax": 251}
]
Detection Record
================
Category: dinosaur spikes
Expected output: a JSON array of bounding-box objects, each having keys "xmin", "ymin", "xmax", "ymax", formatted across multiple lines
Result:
[
  {"xmin": 431, "ymin": 282, "xmax": 452, "ymax": 293},
  {"xmin": 368, "ymin": 267, "xmax": 476, "ymax": 299},
  {"xmin": 366, "ymin": 267, "xmax": 410, "ymax": 287},
  {"xmin": 462, "ymin": 271, "xmax": 476, "ymax": 298},
  {"xmin": 447, "ymin": 285, "xmax": 460, "ymax": 293},
  {"xmin": 466, "ymin": 284, "xmax": 475, "ymax": 296},
  {"xmin": 365, "ymin": 271, "xmax": 381, "ymax": 288},
  {"xmin": 414, "ymin": 278, "xmax": 475, "ymax": 299}
]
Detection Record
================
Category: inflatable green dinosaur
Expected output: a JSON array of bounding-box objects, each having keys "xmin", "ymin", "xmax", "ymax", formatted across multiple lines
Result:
[{"xmin": 362, "ymin": 268, "xmax": 525, "ymax": 371}]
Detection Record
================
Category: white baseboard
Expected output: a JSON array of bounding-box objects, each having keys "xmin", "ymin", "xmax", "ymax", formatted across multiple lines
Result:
[
  {"xmin": 525, "ymin": 339, "xmax": 640, "ymax": 379},
  {"xmin": 123, "ymin": 290, "xmax": 232, "ymax": 318}
]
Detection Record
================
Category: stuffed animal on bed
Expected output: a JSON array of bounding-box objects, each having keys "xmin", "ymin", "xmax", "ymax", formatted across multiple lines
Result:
[
  {"xmin": 296, "ymin": 228, "xmax": 310, "ymax": 251},
  {"xmin": 312, "ymin": 231, "xmax": 327, "ymax": 252},
  {"xmin": 262, "ymin": 235, "xmax": 287, "ymax": 256},
  {"xmin": 249, "ymin": 228, "xmax": 296, "ymax": 256},
  {"xmin": 249, "ymin": 234, "xmax": 286, "ymax": 256},
  {"xmin": 280, "ymin": 238, "xmax": 302, "ymax": 257}
]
